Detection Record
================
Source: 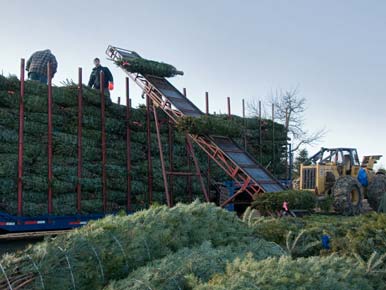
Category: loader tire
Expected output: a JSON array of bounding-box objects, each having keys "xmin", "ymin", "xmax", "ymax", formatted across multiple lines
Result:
[
  {"xmin": 367, "ymin": 174, "xmax": 386, "ymax": 211},
  {"xmin": 332, "ymin": 176, "xmax": 362, "ymax": 215}
]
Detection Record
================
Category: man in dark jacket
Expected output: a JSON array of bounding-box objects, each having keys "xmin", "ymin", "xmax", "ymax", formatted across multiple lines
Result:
[
  {"xmin": 26, "ymin": 49, "xmax": 58, "ymax": 84},
  {"xmin": 88, "ymin": 58, "xmax": 113, "ymax": 105}
]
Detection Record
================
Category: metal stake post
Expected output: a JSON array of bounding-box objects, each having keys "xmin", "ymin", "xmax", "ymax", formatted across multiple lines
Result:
[
  {"xmin": 100, "ymin": 71, "xmax": 107, "ymax": 212},
  {"xmin": 167, "ymin": 103, "xmax": 174, "ymax": 204},
  {"xmin": 183, "ymin": 88, "xmax": 192, "ymax": 199},
  {"xmin": 242, "ymin": 99, "xmax": 247, "ymax": 151},
  {"xmin": 227, "ymin": 97, "xmax": 231, "ymax": 118},
  {"xmin": 125, "ymin": 77, "xmax": 132, "ymax": 211},
  {"xmin": 47, "ymin": 63, "xmax": 53, "ymax": 214},
  {"xmin": 259, "ymin": 100, "xmax": 262, "ymax": 162},
  {"xmin": 205, "ymin": 92, "xmax": 210, "ymax": 195},
  {"xmin": 17, "ymin": 59, "xmax": 25, "ymax": 216},
  {"xmin": 77, "ymin": 68, "xmax": 83, "ymax": 213},
  {"xmin": 272, "ymin": 103, "xmax": 275, "ymax": 174}
]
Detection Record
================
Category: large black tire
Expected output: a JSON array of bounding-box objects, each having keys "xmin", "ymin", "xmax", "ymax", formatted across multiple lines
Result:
[
  {"xmin": 332, "ymin": 176, "xmax": 362, "ymax": 215},
  {"xmin": 367, "ymin": 175, "xmax": 386, "ymax": 211}
]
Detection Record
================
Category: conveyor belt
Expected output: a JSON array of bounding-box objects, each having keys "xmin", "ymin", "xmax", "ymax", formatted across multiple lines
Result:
[{"xmin": 106, "ymin": 46, "xmax": 284, "ymax": 200}]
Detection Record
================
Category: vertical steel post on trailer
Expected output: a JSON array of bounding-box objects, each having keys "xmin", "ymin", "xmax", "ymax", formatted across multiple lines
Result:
[
  {"xmin": 17, "ymin": 59, "xmax": 25, "ymax": 216},
  {"xmin": 146, "ymin": 95, "xmax": 153, "ymax": 205},
  {"xmin": 227, "ymin": 97, "xmax": 231, "ymax": 118},
  {"xmin": 153, "ymin": 105, "xmax": 172, "ymax": 207},
  {"xmin": 242, "ymin": 99, "xmax": 247, "ymax": 151},
  {"xmin": 288, "ymin": 143, "xmax": 293, "ymax": 188},
  {"xmin": 183, "ymin": 88, "xmax": 192, "ymax": 200},
  {"xmin": 118, "ymin": 97, "xmax": 121, "ymax": 105},
  {"xmin": 259, "ymin": 100, "xmax": 262, "ymax": 162},
  {"xmin": 125, "ymin": 77, "xmax": 132, "ymax": 211},
  {"xmin": 100, "ymin": 71, "xmax": 107, "ymax": 212},
  {"xmin": 77, "ymin": 68, "xmax": 83, "ymax": 214},
  {"xmin": 205, "ymin": 92, "xmax": 209, "ymax": 115},
  {"xmin": 167, "ymin": 103, "xmax": 174, "ymax": 204},
  {"xmin": 47, "ymin": 63, "xmax": 53, "ymax": 214},
  {"xmin": 272, "ymin": 103, "xmax": 275, "ymax": 174},
  {"xmin": 205, "ymin": 92, "xmax": 210, "ymax": 195}
]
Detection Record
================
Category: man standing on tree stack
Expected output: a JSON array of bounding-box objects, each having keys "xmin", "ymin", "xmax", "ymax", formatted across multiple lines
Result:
[
  {"xmin": 88, "ymin": 57, "xmax": 113, "ymax": 106},
  {"xmin": 26, "ymin": 49, "xmax": 58, "ymax": 84}
]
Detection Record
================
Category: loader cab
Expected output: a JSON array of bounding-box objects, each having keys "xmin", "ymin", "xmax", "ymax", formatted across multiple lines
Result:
[
  {"xmin": 300, "ymin": 148, "xmax": 361, "ymax": 194},
  {"xmin": 310, "ymin": 148, "xmax": 360, "ymax": 176}
]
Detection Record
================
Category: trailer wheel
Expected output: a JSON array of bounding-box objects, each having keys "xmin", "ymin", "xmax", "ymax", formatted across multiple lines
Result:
[
  {"xmin": 332, "ymin": 176, "xmax": 362, "ymax": 215},
  {"xmin": 367, "ymin": 175, "xmax": 386, "ymax": 211}
]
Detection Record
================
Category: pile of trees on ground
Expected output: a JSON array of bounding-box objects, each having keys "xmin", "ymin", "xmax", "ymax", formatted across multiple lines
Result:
[{"xmin": 1, "ymin": 202, "xmax": 385, "ymax": 289}]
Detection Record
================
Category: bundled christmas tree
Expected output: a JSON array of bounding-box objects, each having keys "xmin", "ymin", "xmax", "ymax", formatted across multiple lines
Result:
[
  {"xmin": 115, "ymin": 57, "xmax": 183, "ymax": 78},
  {"xmin": 176, "ymin": 115, "xmax": 242, "ymax": 137}
]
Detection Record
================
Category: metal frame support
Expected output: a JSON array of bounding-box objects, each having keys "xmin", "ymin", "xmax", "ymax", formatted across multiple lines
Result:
[
  {"xmin": 152, "ymin": 105, "xmax": 172, "ymax": 207},
  {"xmin": 77, "ymin": 68, "xmax": 83, "ymax": 214},
  {"xmin": 205, "ymin": 92, "xmax": 209, "ymax": 115},
  {"xmin": 47, "ymin": 62, "xmax": 53, "ymax": 214},
  {"xmin": 242, "ymin": 99, "xmax": 247, "ymax": 151},
  {"xmin": 227, "ymin": 97, "xmax": 231, "ymax": 118},
  {"xmin": 100, "ymin": 71, "xmax": 107, "ymax": 212},
  {"xmin": 125, "ymin": 77, "xmax": 132, "ymax": 211},
  {"xmin": 186, "ymin": 134, "xmax": 193, "ymax": 201},
  {"xmin": 17, "ymin": 59, "xmax": 25, "ymax": 216},
  {"xmin": 151, "ymin": 89, "xmax": 210, "ymax": 207},
  {"xmin": 183, "ymin": 88, "xmax": 192, "ymax": 199},
  {"xmin": 146, "ymin": 95, "xmax": 153, "ymax": 205},
  {"xmin": 272, "ymin": 103, "xmax": 275, "ymax": 174},
  {"xmin": 205, "ymin": 92, "xmax": 210, "ymax": 197},
  {"xmin": 259, "ymin": 100, "xmax": 262, "ymax": 162},
  {"xmin": 167, "ymin": 103, "xmax": 174, "ymax": 203},
  {"xmin": 186, "ymin": 136, "xmax": 210, "ymax": 202}
]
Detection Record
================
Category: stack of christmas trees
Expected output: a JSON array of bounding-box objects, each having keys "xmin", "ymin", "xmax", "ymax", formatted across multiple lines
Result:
[{"xmin": 0, "ymin": 74, "xmax": 287, "ymax": 216}]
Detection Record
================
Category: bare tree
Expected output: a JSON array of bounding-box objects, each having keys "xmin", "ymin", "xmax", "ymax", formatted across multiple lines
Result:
[
  {"xmin": 271, "ymin": 88, "xmax": 326, "ymax": 152},
  {"xmin": 247, "ymin": 88, "xmax": 326, "ymax": 153}
]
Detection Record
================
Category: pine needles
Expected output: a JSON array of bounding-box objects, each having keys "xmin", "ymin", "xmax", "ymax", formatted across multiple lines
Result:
[{"xmin": 0, "ymin": 202, "xmax": 284, "ymax": 290}]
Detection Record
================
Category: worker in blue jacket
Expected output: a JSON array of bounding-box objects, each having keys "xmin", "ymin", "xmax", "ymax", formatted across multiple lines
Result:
[{"xmin": 88, "ymin": 58, "xmax": 113, "ymax": 105}]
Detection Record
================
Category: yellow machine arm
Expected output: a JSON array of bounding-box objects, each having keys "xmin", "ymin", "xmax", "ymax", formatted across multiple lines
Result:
[{"xmin": 361, "ymin": 155, "xmax": 383, "ymax": 170}]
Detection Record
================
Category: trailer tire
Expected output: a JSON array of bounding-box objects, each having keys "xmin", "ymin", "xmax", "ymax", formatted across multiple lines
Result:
[
  {"xmin": 367, "ymin": 175, "xmax": 386, "ymax": 211},
  {"xmin": 332, "ymin": 176, "xmax": 362, "ymax": 215}
]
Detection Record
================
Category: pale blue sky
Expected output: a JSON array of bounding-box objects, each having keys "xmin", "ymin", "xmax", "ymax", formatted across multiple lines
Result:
[{"xmin": 1, "ymin": 0, "xmax": 386, "ymax": 167}]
